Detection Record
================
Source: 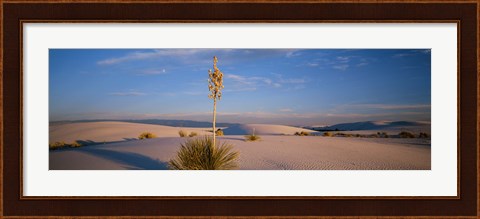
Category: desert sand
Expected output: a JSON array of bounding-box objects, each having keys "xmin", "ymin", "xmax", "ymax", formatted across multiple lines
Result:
[
  {"xmin": 49, "ymin": 121, "xmax": 431, "ymax": 170},
  {"xmin": 49, "ymin": 121, "xmax": 212, "ymax": 143}
]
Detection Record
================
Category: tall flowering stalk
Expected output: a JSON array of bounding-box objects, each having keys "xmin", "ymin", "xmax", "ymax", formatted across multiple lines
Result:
[{"xmin": 208, "ymin": 56, "xmax": 224, "ymax": 149}]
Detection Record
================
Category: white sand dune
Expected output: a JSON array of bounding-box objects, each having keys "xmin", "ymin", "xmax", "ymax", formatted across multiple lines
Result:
[
  {"xmin": 222, "ymin": 124, "xmax": 318, "ymax": 135},
  {"xmin": 49, "ymin": 121, "xmax": 212, "ymax": 143},
  {"xmin": 50, "ymin": 135, "xmax": 430, "ymax": 170},
  {"xmin": 49, "ymin": 121, "xmax": 430, "ymax": 170}
]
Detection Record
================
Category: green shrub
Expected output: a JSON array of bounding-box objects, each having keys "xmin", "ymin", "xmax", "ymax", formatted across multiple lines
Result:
[
  {"xmin": 399, "ymin": 131, "xmax": 415, "ymax": 138},
  {"xmin": 139, "ymin": 132, "xmax": 157, "ymax": 139},
  {"xmin": 189, "ymin": 132, "xmax": 198, "ymax": 137},
  {"xmin": 169, "ymin": 136, "xmax": 239, "ymax": 170},
  {"xmin": 323, "ymin": 132, "xmax": 333, "ymax": 137},
  {"xmin": 215, "ymin": 129, "xmax": 224, "ymax": 136},
  {"xmin": 245, "ymin": 134, "xmax": 261, "ymax": 141},
  {"xmin": 178, "ymin": 130, "xmax": 187, "ymax": 137},
  {"xmin": 419, "ymin": 132, "xmax": 430, "ymax": 138}
]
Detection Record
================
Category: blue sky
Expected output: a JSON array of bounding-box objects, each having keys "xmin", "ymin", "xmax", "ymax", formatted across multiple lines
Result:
[{"xmin": 49, "ymin": 49, "xmax": 431, "ymax": 126}]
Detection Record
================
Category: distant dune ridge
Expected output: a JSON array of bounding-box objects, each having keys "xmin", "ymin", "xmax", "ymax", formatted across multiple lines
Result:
[
  {"xmin": 310, "ymin": 120, "xmax": 430, "ymax": 132},
  {"xmin": 49, "ymin": 120, "xmax": 431, "ymax": 170},
  {"xmin": 50, "ymin": 119, "xmax": 237, "ymax": 128},
  {"xmin": 223, "ymin": 124, "xmax": 318, "ymax": 135}
]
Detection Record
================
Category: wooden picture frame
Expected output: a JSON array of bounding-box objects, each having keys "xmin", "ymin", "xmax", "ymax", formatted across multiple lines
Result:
[{"xmin": 1, "ymin": 1, "xmax": 478, "ymax": 218}]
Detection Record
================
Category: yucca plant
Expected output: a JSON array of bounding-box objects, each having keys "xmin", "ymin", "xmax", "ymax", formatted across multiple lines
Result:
[
  {"xmin": 245, "ymin": 135, "xmax": 261, "ymax": 141},
  {"xmin": 169, "ymin": 136, "xmax": 239, "ymax": 170},
  {"xmin": 208, "ymin": 56, "xmax": 224, "ymax": 149},
  {"xmin": 245, "ymin": 128, "xmax": 261, "ymax": 141}
]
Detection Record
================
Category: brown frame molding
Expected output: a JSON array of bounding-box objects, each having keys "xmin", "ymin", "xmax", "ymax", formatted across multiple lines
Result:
[
  {"xmin": 2, "ymin": 1, "xmax": 478, "ymax": 218},
  {"xmin": 17, "ymin": 19, "xmax": 462, "ymax": 202}
]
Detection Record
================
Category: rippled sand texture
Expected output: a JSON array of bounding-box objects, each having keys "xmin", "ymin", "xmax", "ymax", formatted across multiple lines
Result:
[{"xmin": 49, "ymin": 122, "xmax": 430, "ymax": 170}]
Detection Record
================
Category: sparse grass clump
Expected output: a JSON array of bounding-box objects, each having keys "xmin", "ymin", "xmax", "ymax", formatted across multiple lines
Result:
[
  {"xmin": 322, "ymin": 132, "xmax": 333, "ymax": 137},
  {"xmin": 399, "ymin": 131, "xmax": 415, "ymax": 138},
  {"xmin": 178, "ymin": 130, "xmax": 188, "ymax": 137},
  {"xmin": 188, "ymin": 132, "xmax": 198, "ymax": 137},
  {"xmin": 295, "ymin": 131, "xmax": 311, "ymax": 136},
  {"xmin": 334, "ymin": 133, "xmax": 353, "ymax": 137},
  {"xmin": 245, "ymin": 134, "xmax": 261, "ymax": 141},
  {"xmin": 70, "ymin": 141, "xmax": 82, "ymax": 148},
  {"xmin": 419, "ymin": 132, "xmax": 430, "ymax": 138},
  {"xmin": 215, "ymin": 129, "xmax": 224, "ymax": 136},
  {"xmin": 49, "ymin": 141, "xmax": 83, "ymax": 150},
  {"xmin": 49, "ymin": 141, "xmax": 67, "ymax": 150},
  {"xmin": 139, "ymin": 132, "xmax": 157, "ymax": 139},
  {"xmin": 169, "ymin": 136, "xmax": 239, "ymax": 170},
  {"xmin": 377, "ymin": 132, "xmax": 389, "ymax": 138}
]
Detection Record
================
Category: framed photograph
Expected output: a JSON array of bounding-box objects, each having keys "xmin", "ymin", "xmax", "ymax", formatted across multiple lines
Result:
[{"xmin": 2, "ymin": 0, "xmax": 478, "ymax": 218}]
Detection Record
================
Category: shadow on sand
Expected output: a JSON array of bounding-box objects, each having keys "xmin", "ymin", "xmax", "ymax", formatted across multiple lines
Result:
[
  {"xmin": 78, "ymin": 147, "xmax": 169, "ymax": 170},
  {"xmin": 74, "ymin": 138, "xmax": 138, "ymax": 146}
]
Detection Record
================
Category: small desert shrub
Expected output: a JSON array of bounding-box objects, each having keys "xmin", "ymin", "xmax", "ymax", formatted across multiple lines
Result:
[
  {"xmin": 378, "ymin": 132, "xmax": 389, "ymax": 138},
  {"xmin": 295, "ymin": 131, "xmax": 311, "ymax": 136},
  {"xmin": 322, "ymin": 132, "xmax": 333, "ymax": 137},
  {"xmin": 49, "ymin": 141, "xmax": 67, "ymax": 150},
  {"xmin": 419, "ymin": 132, "xmax": 430, "ymax": 138},
  {"xmin": 215, "ymin": 129, "xmax": 224, "ymax": 136},
  {"xmin": 139, "ymin": 132, "xmax": 157, "ymax": 139},
  {"xmin": 169, "ymin": 136, "xmax": 239, "ymax": 170},
  {"xmin": 178, "ymin": 130, "xmax": 187, "ymax": 137},
  {"xmin": 368, "ymin": 133, "xmax": 379, "ymax": 138},
  {"xmin": 334, "ymin": 133, "xmax": 353, "ymax": 137},
  {"xmin": 49, "ymin": 141, "xmax": 83, "ymax": 150},
  {"xmin": 189, "ymin": 132, "xmax": 198, "ymax": 137},
  {"xmin": 245, "ymin": 134, "xmax": 261, "ymax": 141},
  {"xmin": 399, "ymin": 131, "xmax": 415, "ymax": 138},
  {"xmin": 70, "ymin": 141, "xmax": 82, "ymax": 148}
]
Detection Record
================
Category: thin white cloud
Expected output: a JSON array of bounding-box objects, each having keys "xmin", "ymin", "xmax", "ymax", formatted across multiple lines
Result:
[
  {"xmin": 337, "ymin": 103, "xmax": 430, "ymax": 111},
  {"xmin": 279, "ymin": 108, "xmax": 294, "ymax": 112},
  {"xmin": 392, "ymin": 53, "xmax": 411, "ymax": 58},
  {"xmin": 333, "ymin": 64, "xmax": 349, "ymax": 71},
  {"xmin": 336, "ymin": 56, "xmax": 351, "ymax": 63},
  {"xmin": 285, "ymin": 50, "xmax": 301, "ymax": 58},
  {"xmin": 137, "ymin": 68, "xmax": 167, "ymax": 75},
  {"xmin": 224, "ymin": 74, "xmax": 274, "ymax": 92},
  {"xmin": 393, "ymin": 49, "xmax": 430, "ymax": 58},
  {"xmin": 97, "ymin": 49, "xmax": 204, "ymax": 65},
  {"xmin": 97, "ymin": 49, "xmax": 303, "ymax": 66},
  {"xmin": 225, "ymin": 73, "xmax": 307, "ymax": 92},
  {"xmin": 356, "ymin": 104, "xmax": 430, "ymax": 110},
  {"xmin": 108, "ymin": 91, "xmax": 146, "ymax": 96},
  {"xmin": 183, "ymin": 91, "xmax": 204, "ymax": 96}
]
